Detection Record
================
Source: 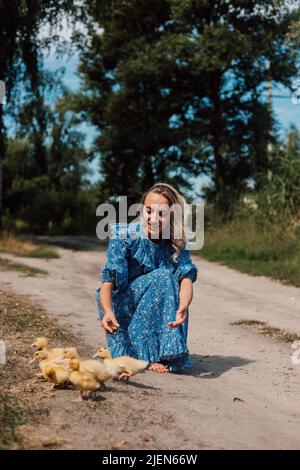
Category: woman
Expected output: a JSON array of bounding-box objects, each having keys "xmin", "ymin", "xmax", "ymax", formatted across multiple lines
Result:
[{"xmin": 95, "ymin": 183, "xmax": 198, "ymax": 373}]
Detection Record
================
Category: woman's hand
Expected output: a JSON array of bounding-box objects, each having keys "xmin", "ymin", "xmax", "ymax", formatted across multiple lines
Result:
[
  {"xmin": 168, "ymin": 304, "xmax": 188, "ymax": 328},
  {"xmin": 168, "ymin": 277, "xmax": 193, "ymax": 328},
  {"xmin": 99, "ymin": 282, "xmax": 119, "ymax": 333},
  {"xmin": 102, "ymin": 309, "xmax": 120, "ymax": 334}
]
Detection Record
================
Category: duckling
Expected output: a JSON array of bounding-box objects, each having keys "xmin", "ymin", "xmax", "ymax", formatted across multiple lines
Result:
[
  {"xmin": 68, "ymin": 359, "xmax": 101, "ymax": 401},
  {"xmin": 29, "ymin": 350, "xmax": 69, "ymax": 388},
  {"xmin": 64, "ymin": 348, "xmax": 111, "ymax": 389},
  {"xmin": 93, "ymin": 347, "xmax": 149, "ymax": 381},
  {"xmin": 63, "ymin": 347, "xmax": 80, "ymax": 360},
  {"xmin": 65, "ymin": 351, "xmax": 112, "ymax": 389},
  {"xmin": 43, "ymin": 364, "xmax": 70, "ymax": 390},
  {"xmin": 29, "ymin": 350, "xmax": 51, "ymax": 379},
  {"xmin": 31, "ymin": 337, "xmax": 64, "ymax": 360}
]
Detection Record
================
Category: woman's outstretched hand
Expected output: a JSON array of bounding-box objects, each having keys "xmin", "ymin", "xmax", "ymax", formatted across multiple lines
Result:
[
  {"xmin": 168, "ymin": 304, "xmax": 188, "ymax": 328},
  {"xmin": 102, "ymin": 310, "xmax": 120, "ymax": 334}
]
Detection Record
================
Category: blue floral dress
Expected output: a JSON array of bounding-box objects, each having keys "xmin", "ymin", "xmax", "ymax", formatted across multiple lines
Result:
[{"xmin": 95, "ymin": 220, "xmax": 198, "ymax": 372}]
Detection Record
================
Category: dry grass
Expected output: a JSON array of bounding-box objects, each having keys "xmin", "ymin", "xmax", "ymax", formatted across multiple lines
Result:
[
  {"xmin": 0, "ymin": 289, "xmax": 82, "ymax": 449},
  {"xmin": 0, "ymin": 233, "xmax": 59, "ymax": 259},
  {"xmin": 231, "ymin": 319, "xmax": 300, "ymax": 344}
]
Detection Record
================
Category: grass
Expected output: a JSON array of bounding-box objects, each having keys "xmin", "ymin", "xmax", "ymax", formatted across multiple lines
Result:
[
  {"xmin": 231, "ymin": 319, "xmax": 300, "ymax": 344},
  {"xmin": 0, "ymin": 393, "xmax": 37, "ymax": 450},
  {"xmin": 0, "ymin": 233, "xmax": 59, "ymax": 259},
  {"xmin": 0, "ymin": 257, "xmax": 48, "ymax": 277},
  {"xmin": 0, "ymin": 289, "xmax": 81, "ymax": 449},
  {"xmin": 196, "ymin": 217, "xmax": 300, "ymax": 287}
]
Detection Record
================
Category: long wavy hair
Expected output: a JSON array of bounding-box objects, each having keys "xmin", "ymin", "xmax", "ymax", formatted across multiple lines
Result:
[{"xmin": 140, "ymin": 182, "xmax": 190, "ymax": 260}]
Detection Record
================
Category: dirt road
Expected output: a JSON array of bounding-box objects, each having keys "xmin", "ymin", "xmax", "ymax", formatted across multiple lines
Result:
[{"xmin": 1, "ymin": 236, "xmax": 300, "ymax": 449}]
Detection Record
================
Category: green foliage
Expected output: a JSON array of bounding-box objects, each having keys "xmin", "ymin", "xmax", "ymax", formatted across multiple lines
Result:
[
  {"xmin": 0, "ymin": 393, "xmax": 28, "ymax": 449},
  {"xmin": 1, "ymin": 0, "xmax": 300, "ymax": 234},
  {"xmin": 0, "ymin": 257, "xmax": 48, "ymax": 276},
  {"xmin": 3, "ymin": 73, "xmax": 96, "ymax": 234},
  {"xmin": 196, "ymin": 124, "xmax": 300, "ymax": 288},
  {"xmin": 200, "ymin": 216, "xmax": 300, "ymax": 287},
  {"xmin": 254, "ymin": 125, "xmax": 300, "ymax": 231},
  {"xmin": 0, "ymin": 0, "xmax": 87, "ymax": 229},
  {"xmin": 78, "ymin": 0, "xmax": 299, "ymax": 211}
]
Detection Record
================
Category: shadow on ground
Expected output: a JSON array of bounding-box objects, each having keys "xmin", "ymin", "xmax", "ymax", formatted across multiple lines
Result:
[{"xmin": 177, "ymin": 354, "xmax": 255, "ymax": 379}]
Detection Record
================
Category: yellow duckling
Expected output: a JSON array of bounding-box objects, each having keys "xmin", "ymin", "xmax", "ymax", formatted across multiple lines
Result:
[
  {"xmin": 31, "ymin": 337, "xmax": 64, "ymax": 360},
  {"xmin": 63, "ymin": 347, "xmax": 80, "ymax": 359},
  {"xmin": 68, "ymin": 359, "xmax": 101, "ymax": 401},
  {"xmin": 93, "ymin": 347, "xmax": 149, "ymax": 381},
  {"xmin": 43, "ymin": 364, "xmax": 70, "ymax": 390},
  {"xmin": 29, "ymin": 350, "xmax": 69, "ymax": 388},
  {"xmin": 29, "ymin": 350, "xmax": 52, "ymax": 379},
  {"xmin": 64, "ymin": 348, "xmax": 111, "ymax": 389}
]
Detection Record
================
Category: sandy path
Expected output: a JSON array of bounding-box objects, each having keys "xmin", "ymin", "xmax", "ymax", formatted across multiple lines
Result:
[{"xmin": 1, "ymin": 236, "xmax": 300, "ymax": 449}]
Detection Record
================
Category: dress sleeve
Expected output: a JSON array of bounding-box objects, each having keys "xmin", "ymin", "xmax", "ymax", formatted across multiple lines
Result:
[
  {"xmin": 99, "ymin": 224, "xmax": 129, "ymax": 291},
  {"xmin": 174, "ymin": 248, "xmax": 198, "ymax": 283}
]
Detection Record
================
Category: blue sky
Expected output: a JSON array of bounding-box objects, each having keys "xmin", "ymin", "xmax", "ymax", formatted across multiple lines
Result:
[{"xmin": 44, "ymin": 51, "xmax": 300, "ymax": 201}]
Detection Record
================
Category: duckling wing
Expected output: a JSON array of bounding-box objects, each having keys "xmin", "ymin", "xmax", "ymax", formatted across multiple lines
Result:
[
  {"xmin": 55, "ymin": 368, "xmax": 70, "ymax": 384},
  {"xmin": 70, "ymin": 371, "xmax": 97, "ymax": 391},
  {"xmin": 80, "ymin": 360, "xmax": 110, "ymax": 381},
  {"xmin": 52, "ymin": 347, "xmax": 65, "ymax": 355},
  {"xmin": 40, "ymin": 359, "xmax": 55, "ymax": 376},
  {"xmin": 103, "ymin": 359, "xmax": 124, "ymax": 379},
  {"xmin": 44, "ymin": 366, "xmax": 69, "ymax": 384},
  {"xmin": 113, "ymin": 357, "xmax": 148, "ymax": 374},
  {"xmin": 47, "ymin": 349, "xmax": 65, "ymax": 361}
]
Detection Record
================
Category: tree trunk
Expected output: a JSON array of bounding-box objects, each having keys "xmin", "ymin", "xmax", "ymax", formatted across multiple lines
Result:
[
  {"xmin": 210, "ymin": 74, "xmax": 226, "ymax": 198},
  {"xmin": 143, "ymin": 155, "xmax": 155, "ymax": 189}
]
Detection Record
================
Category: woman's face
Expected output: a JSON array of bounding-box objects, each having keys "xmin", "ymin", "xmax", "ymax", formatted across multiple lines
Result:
[{"xmin": 143, "ymin": 192, "xmax": 170, "ymax": 239}]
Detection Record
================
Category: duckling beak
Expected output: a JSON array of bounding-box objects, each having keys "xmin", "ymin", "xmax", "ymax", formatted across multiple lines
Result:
[
  {"xmin": 30, "ymin": 342, "xmax": 36, "ymax": 347},
  {"xmin": 28, "ymin": 358, "xmax": 35, "ymax": 364},
  {"xmin": 92, "ymin": 352, "xmax": 99, "ymax": 358}
]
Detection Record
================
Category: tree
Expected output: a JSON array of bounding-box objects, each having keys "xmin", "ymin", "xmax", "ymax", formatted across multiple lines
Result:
[
  {"xmin": 0, "ymin": 0, "xmax": 80, "ymax": 228},
  {"xmin": 3, "ymin": 74, "xmax": 90, "ymax": 233},
  {"xmin": 78, "ymin": 0, "xmax": 299, "ymax": 213},
  {"xmin": 78, "ymin": 0, "xmax": 198, "ymax": 205},
  {"xmin": 171, "ymin": 0, "xmax": 299, "ymax": 213},
  {"xmin": 255, "ymin": 125, "xmax": 300, "ymax": 226}
]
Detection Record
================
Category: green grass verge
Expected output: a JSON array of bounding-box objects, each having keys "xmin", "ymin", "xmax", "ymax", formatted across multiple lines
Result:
[
  {"xmin": 195, "ymin": 218, "xmax": 300, "ymax": 287},
  {"xmin": 22, "ymin": 246, "xmax": 59, "ymax": 259},
  {"xmin": 0, "ymin": 393, "xmax": 33, "ymax": 450},
  {"xmin": 0, "ymin": 257, "xmax": 48, "ymax": 276}
]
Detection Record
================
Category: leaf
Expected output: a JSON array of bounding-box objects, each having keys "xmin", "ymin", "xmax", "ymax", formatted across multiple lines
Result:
[{"xmin": 233, "ymin": 397, "xmax": 246, "ymax": 403}]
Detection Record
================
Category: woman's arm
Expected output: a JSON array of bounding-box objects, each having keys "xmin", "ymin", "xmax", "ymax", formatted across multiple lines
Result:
[
  {"xmin": 99, "ymin": 282, "xmax": 120, "ymax": 333},
  {"xmin": 168, "ymin": 278, "xmax": 193, "ymax": 328},
  {"xmin": 179, "ymin": 277, "xmax": 193, "ymax": 308}
]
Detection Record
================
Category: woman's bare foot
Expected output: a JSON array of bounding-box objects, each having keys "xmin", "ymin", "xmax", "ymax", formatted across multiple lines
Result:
[{"xmin": 148, "ymin": 362, "xmax": 169, "ymax": 373}]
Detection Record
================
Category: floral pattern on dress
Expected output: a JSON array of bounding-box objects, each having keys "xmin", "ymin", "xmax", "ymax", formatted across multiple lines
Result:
[{"xmin": 95, "ymin": 220, "xmax": 198, "ymax": 372}]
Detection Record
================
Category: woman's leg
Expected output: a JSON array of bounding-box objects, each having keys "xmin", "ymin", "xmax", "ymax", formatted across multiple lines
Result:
[
  {"xmin": 96, "ymin": 268, "xmax": 192, "ymax": 371},
  {"xmin": 127, "ymin": 267, "xmax": 191, "ymax": 372}
]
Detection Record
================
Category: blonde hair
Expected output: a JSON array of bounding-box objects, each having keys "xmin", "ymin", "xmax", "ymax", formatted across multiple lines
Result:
[{"xmin": 140, "ymin": 182, "xmax": 190, "ymax": 260}]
